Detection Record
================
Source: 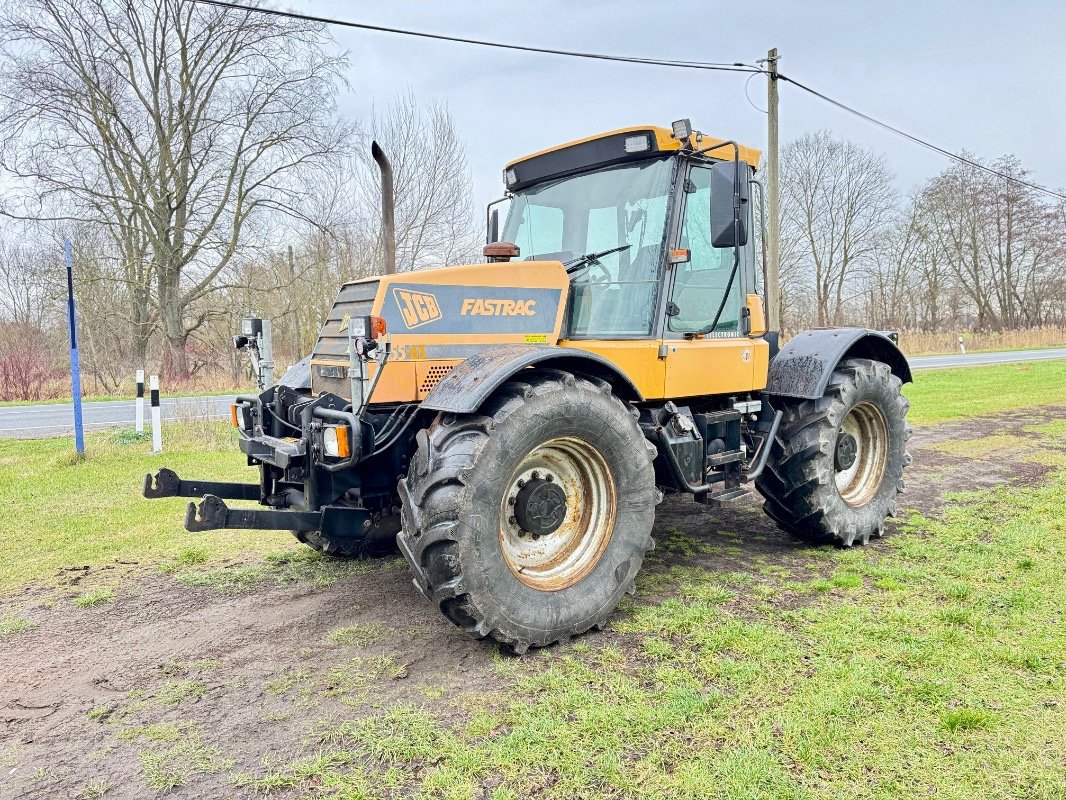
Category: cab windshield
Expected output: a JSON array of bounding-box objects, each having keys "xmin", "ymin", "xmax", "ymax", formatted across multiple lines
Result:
[{"xmin": 502, "ymin": 157, "xmax": 675, "ymax": 337}]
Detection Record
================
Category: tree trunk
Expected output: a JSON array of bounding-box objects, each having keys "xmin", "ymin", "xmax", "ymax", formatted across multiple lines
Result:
[{"xmin": 157, "ymin": 267, "xmax": 189, "ymax": 378}]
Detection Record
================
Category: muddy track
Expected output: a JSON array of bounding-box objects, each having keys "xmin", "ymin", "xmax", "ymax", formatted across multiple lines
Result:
[{"xmin": 1, "ymin": 408, "xmax": 1062, "ymax": 799}]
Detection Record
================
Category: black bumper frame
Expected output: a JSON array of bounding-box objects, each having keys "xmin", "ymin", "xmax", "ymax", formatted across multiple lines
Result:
[{"xmin": 144, "ymin": 462, "xmax": 372, "ymax": 538}]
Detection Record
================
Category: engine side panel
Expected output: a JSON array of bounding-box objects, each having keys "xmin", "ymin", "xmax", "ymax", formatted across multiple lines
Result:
[
  {"xmin": 420, "ymin": 345, "xmax": 644, "ymax": 413},
  {"xmin": 310, "ymin": 260, "xmax": 571, "ymax": 403}
]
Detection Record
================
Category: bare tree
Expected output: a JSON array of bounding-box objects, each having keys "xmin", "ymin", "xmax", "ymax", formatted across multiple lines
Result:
[
  {"xmin": 357, "ymin": 91, "xmax": 482, "ymax": 273},
  {"xmin": 0, "ymin": 234, "xmax": 57, "ymax": 328},
  {"xmin": 251, "ymin": 91, "xmax": 482, "ymax": 362},
  {"xmin": 863, "ymin": 194, "xmax": 928, "ymax": 329},
  {"xmin": 781, "ymin": 131, "xmax": 898, "ymax": 326},
  {"xmin": 0, "ymin": 0, "xmax": 349, "ymax": 375},
  {"xmin": 919, "ymin": 153, "xmax": 1062, "ymax": 331}
]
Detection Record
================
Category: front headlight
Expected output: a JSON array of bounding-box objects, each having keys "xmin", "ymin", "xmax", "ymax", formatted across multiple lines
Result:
[{"xmin": 322, "ymin": 425, "xmax": 350, "ymax": 458}]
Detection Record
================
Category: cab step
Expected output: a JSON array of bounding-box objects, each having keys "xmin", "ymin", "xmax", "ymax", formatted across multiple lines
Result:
[{"xmin": 695, "ymin": 487, "xmax": 750, "ymax": 506}]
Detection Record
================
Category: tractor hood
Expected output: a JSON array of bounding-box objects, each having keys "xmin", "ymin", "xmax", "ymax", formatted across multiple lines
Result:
[{"xmin": 310, "ymin": 260, "xmax": 570, "ymax": 403}]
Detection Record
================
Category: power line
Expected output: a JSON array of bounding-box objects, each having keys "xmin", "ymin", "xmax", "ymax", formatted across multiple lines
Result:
[
  {"xmin": 190, "ymin": 0, "xmax": 761, "ymax": 74},
  {"xmin": 777, "ymin": 72, "xmax": 1066, "ymax": 203}
]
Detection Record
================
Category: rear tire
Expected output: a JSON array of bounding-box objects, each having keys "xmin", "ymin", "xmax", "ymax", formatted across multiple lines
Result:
[
  {"xmin": 756, "ymin": 358, "xmax": 911, "ymax": 547},
  {"xmin": 397, "ymin": 368, "xmax": 660, "ymax": 653}
]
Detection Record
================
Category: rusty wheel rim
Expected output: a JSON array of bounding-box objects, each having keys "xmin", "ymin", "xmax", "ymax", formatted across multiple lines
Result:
[
  {"xmin": 835, "ymin": 401, "xmax": 889, "ymax": 507},
  {"xmin": 499, "ymin": 436, "xmax": 617, "ymax": 591}
]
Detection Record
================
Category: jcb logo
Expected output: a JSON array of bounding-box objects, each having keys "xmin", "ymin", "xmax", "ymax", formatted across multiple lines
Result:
[{"xmin": 393, "ymin": 288, "xmax": 442, "ymax": 329}]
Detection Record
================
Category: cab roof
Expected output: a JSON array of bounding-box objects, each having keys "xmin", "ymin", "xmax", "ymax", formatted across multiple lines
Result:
[{"xmin": 503, "ymin": 125, "xmax": 762, "ymax": 192}]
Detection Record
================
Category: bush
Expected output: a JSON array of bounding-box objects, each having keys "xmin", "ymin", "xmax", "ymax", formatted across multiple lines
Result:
[{"xmin": 0, "ymin": 322, "xmax": 62, "ymax": 401}]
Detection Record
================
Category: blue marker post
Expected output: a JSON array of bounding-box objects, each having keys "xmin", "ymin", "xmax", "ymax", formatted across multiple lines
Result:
[{"xmin": 64, "ymin": 238, "xmax": 85, "ymax": 456}]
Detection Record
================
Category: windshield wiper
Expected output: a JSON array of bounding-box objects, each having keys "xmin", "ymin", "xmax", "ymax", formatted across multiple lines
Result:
[{"xmin": 563, "ymin": 245, "xmax": 631, "ymax": 274}]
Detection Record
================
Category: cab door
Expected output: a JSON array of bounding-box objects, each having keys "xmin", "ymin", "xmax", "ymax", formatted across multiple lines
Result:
[{"xmin": 661, "ymin": 162, "xmax": 760, "ymax": 399}]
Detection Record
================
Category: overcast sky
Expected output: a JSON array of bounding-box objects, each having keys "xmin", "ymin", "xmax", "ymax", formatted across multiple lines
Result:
[{"xmin": 294, "ymin": 0, "xmax": 1065, "ymax": 206}]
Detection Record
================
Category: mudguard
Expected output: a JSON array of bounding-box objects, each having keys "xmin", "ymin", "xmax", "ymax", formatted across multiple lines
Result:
[
  {"xmin": 421, "ymin": 345, "xmax": 643, "ymax": 414},
  {"xmin": 766, "ymin": 328, "xmax": 911, "ymax": 401}
]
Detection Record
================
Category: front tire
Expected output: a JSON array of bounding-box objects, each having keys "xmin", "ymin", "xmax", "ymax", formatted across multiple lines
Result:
[
  {"xmin": 756, "ymin": 358, "xmax": 911, "ymax": 547},
  {"xmin": 397, "ymin": 369, "xmax": 660, "ymax": 653}
]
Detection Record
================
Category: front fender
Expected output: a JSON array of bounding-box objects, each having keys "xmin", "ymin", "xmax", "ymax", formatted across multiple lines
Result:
[
  {"xmin": 420, "ymin": 345, "xmax": 643, "ymax": 414},
  {"xmin": 766, "ymin": 328, "xmax": 911, "ymax": 401}
]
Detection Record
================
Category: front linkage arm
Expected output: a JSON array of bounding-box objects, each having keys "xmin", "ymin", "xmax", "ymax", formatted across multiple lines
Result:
[
  {"xmin": 183, "ymin": 494, "xmax": 373, "ymax": 537},
  {"xmin": 183, "ymin": 494, "xmax": 323, "ymax": 533},
  {"xmin": 143, "ymin": 467, "xmax": 261, "ymax": 502}
]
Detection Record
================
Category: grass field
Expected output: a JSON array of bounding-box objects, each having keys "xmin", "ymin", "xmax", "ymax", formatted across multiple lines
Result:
[
  {"xmin": 904, "ymin": 360, "xmax": 1066, "ymax": 424},
  {"xmin": 241, "ymin": 443, "xmax": 1066, "ymax": 798},
  {"xmin": 0, "ymin": 423, "xmax": 278, "ymax": 592},
  {"xmin": 2, "ymin": 361, "xmax": 1065, "ymax": 798}
]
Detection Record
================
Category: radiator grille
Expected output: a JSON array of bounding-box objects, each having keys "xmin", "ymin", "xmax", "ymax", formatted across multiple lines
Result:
[{"xmin": 311, "ymin": 279, "xmax": 379, "ymax": 398}]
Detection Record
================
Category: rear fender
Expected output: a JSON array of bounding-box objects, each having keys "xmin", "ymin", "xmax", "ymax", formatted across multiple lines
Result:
[
  {"xmin": 420, "ymin": 345, "xmax": 642, "ymax": 414},
  {"xmin": 766, "ymin": 328, "xmax": 911, "ymax": 400}
]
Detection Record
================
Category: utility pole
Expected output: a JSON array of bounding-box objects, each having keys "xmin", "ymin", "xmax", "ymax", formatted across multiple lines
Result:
[{"xmin": 765, "ymin": 47, "xmax": 781, "ymax": 332}]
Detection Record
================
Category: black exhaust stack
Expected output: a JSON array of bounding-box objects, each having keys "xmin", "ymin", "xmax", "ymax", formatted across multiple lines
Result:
[{"xmin": 371, "ymin": 141, "xmax": 396, "ymax": 275}]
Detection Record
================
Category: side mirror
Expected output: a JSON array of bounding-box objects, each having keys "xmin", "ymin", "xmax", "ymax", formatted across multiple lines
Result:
[
  {"xmin": 710, "ymin": 159, "xmax": 750, "ymax": 248},
  {"xmin": 487, "ymin": 208, "xmax": 499, "ymax": 244}
]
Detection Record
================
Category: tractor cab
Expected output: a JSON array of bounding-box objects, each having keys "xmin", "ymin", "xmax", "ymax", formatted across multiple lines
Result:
[{"xmin": 495, "ymin": 124, "xmax": 765, "ymax": 344}]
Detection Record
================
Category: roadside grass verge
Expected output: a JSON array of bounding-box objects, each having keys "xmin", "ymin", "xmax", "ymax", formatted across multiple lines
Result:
[
  {"xmin": 905, "ymin": 359, "xmax": 1066, "ymax": 424},
  {"xmin": 0, "ymin": 423, "xmax": 297, "ymax": 592},
  {"xmin": 237, "ymin": 443, "xmax": 1066, "ymax": 798}
]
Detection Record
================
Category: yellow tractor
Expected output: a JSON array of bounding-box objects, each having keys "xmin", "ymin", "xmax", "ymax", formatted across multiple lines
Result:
[{"xmin": 145, "ymin": 120, "xmax": 911, "ymax": 653}]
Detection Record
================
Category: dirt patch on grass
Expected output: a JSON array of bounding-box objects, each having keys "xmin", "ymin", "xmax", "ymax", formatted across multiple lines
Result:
[{"xmin": 1, "ymin": 406, "xmax": 1063, "ymax": 798}]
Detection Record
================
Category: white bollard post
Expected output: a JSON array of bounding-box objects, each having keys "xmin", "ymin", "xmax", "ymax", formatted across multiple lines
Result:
[
  {"xmin": 150, "ymin": 374, "xmax": 162, "ymax": 453},
  {"xmin": 135, "ymin": 369, "xmax": 145, "ymax": 434},
  {"xmin": 958, "ymin": 336, "xmax": 966, "ymax": 355}
]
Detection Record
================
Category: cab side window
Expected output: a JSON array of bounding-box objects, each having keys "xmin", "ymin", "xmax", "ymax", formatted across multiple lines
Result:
[{"xmin": 668, "ymin": 165, "xmax": 745, "ymax": 334}]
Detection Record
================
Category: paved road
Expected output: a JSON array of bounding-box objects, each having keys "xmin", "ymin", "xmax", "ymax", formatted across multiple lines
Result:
[
  {"xmin": 908, "ymin": 347, "xmax": 1066, "ymax": 370},
  {"xmin": 0, "ymin": 395, "xmax": 235, "ymax": 439},
  {"xmin": 2, "ymin": 347, "xmax": 1064, "ymax": 438}
]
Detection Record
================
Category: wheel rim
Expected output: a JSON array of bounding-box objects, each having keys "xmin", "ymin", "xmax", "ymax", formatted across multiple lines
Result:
[
  {"xmin": 498, "ymin": 436, "xmax": 616, "ymax": 591},
  {"xmin": 834, "ymin": 401, "xmax": 889, "ymax": 507}
]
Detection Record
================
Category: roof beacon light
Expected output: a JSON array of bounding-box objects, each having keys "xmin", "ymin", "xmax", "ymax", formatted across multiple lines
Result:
[
  {"xmin": 623, "ymin": 134, "xmax": 650, "ymax": 154},
  {"xmin": 671, "ymin": 118, "xmax": 692, "ymax": 140}
]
